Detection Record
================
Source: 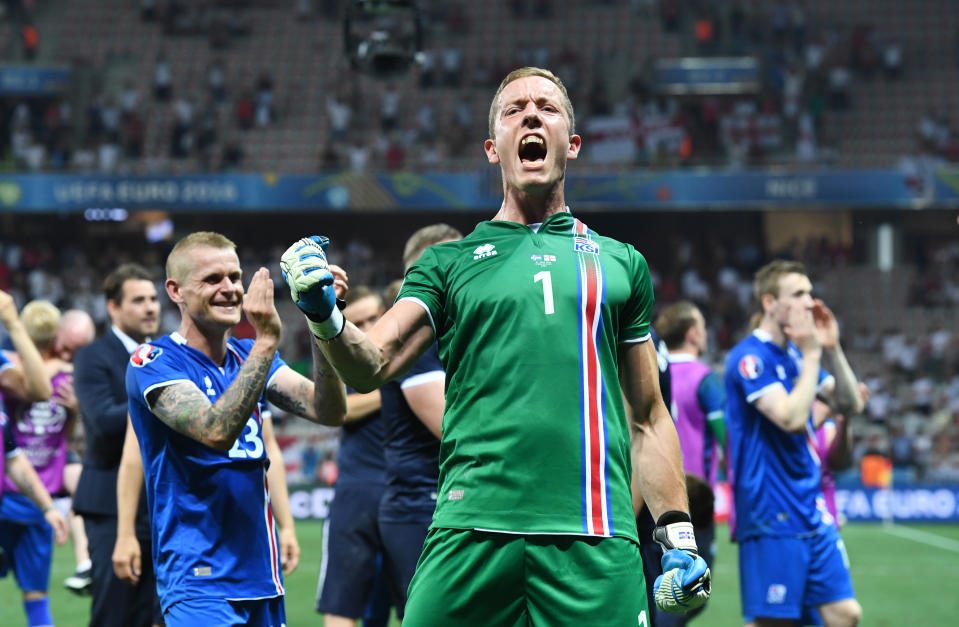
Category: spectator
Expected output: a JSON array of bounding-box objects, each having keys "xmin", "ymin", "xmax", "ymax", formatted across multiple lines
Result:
[
  {"xmin": 883, "ymin": 40, "xmax": 903, "ymax": 80},
  {"xmin": 153, "ymin": 51, "xmax": 172, "ymax": 101},
  {"xmin": 796, "ymin": 110, "xmax": 817, "ymax": 163},
  {"xmin": 21, "ymin": 21, "xmax": 38, "ymax": 61},
  {"xmin": 347, "ymin": 136, "xmax": 370, "ymax": 172},
  {"xmin": 98, "ymin": 140, "xmax": 120, "ymax": 173},
  {"xmin": 119, "ymin": 80, "xmax": 139, "ymax": 119},
  {"xmin": 207, "ymin": 58, "xmax": 227, "ymax": 104},
  {"xmin": 254, "ymin": 71, "xmax": 275, "ymax": 127},
  {"xmin": 235, "ymin": 90, "xmax": 254, "ymax": 130},
  {"xmin": 122, "ymin": 113, "xmax": 145, "ymax": 160},
  {"xmin": 170, "ymin": 95, "xmax": 194, "ymax": 158},
  {"xmin": 442, "ymin": 46, "xmax": 463, "ymax": 87},
  {"xmin": 828, "ymin": 64, "xmax": 851, "ymax": 109},
  {"xmin": 326, "ymin": 91, "xmax": 351, "ymax": 141},
  {"xmin": 418, "ymin": 49, "xmax": 436, "ymax": 88},
  {"xmin": 220, "ymin": 136, "xmax": 244, "ymax": 171},
  {"xmin": 381, "ymin": 82, "xmax": 401, "ymax": 132}
]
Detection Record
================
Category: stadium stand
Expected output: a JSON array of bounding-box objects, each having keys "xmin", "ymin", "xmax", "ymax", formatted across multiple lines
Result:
[{"xmin": 4, "ymin": 0, "xmax": 953, "ymax": 174}]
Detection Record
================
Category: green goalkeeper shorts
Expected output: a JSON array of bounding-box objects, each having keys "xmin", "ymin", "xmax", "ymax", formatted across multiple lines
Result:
[{"xmin": 403, "ymin": 527, "xmax": 650, "ymax": 626}]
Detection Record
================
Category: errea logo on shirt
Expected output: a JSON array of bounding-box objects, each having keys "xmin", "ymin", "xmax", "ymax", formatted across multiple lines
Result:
[{"xmin": 473, "ymin": 243, "xmax": 497, "ymax": 260}]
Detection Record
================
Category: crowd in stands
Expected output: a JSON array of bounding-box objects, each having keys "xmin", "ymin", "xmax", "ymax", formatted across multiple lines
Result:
[
  {"xmin": 1, "ymin": 225, "xmax": 957, "ymax": 487},
  {"xmin": 3, "ymin": 0, "xmax": 954, "ymax": 174}
]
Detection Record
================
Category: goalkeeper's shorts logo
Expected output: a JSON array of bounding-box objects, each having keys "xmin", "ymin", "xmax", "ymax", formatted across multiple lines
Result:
[{"xmin": 766, "ymin": 583, "xmax": 787, "ymax": 604}]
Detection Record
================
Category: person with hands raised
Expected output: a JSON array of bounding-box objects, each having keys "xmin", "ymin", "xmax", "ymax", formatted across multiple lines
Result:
[
  {"xmin": 0, "ymin": 300, "xmax": 77, "ymax": 627},
  {"xmin": 725, "ymin": 260, "xmax": 863, "ymax": 627},
  {"xmin": 282, "ymin": 67, "xmax": 706, "ymax": 626},
  {"xmin": 0, "ymin": 288, "xmax": 53, "ymax": 403},
  {"xmin": 124, "ymin": 231, "xmax": 347, "ymax": 627}
]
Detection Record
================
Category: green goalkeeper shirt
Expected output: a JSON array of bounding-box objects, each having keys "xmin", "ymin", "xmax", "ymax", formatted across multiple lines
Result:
[{"xmin": 397, "ymin": 210, "xmax": 653, "ymax": 541}]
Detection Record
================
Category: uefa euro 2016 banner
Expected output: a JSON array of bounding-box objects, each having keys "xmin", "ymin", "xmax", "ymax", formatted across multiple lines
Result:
[
  {"xmin": 2, "ymin": 169, "xmax": 959, "ymax": 211},
  {"xmin": 835, "ymin": 487, "xmax": 959, "ymax": 522},
  {"xmin": 288, "ymin": 484, "xmax": 959, "ymax": 522}
]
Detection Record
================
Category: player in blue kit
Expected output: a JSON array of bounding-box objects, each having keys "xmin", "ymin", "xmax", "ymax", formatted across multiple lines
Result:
[
  {"xmin": 375, "ymin": 223, "xmax": 460, "ymax": 617},
  {"xmin": 125, "ymin": 232, "xmax": 347, "ymax": 627},
  {"xmin": 725, "ymin": 260, "xmax": 863, "ymax": 627},
  {"xmin": 316, "ymin": 286, "xmax": 393, "ymax": 627}
]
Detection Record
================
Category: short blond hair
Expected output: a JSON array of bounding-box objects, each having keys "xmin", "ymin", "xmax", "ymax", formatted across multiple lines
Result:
[
  {"xmin": 21, "ymin": 300, "xmax": 61, "ymax": 350},
  {"xmin": 754, "ymin": 260, "xmax": 808, "ymax": 303},
  {"xmin": 488, "ymin": 67, "xmax": 575, "ymax": 140},
  {"xmin": 166, "ymin": 231, "xmax": 236, "ymax": 282},
  {"xmin": 403, "ymin": 223, "xmax": 463, "ymax": 270}
]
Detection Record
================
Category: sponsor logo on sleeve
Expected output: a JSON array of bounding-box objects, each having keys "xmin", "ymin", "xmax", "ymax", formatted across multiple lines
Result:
[
  {"xmin": 130, "ymin": 344, "xmax": 162, "ymax": 367},
  {"xmin": 738, "ymin": 354, "xmax": 763, "ymax": 380}
]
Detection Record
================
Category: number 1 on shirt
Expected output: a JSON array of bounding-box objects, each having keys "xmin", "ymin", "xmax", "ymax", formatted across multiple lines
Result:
[{"xmin": 534, "ymin": 271, "xmax": 554, "ymax": 315}]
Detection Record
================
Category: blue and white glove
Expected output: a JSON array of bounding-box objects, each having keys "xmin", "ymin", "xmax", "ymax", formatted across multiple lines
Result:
[
  {"xmin": 652, "ymin": 510, "xmax": 711, "ymax": 614},
  {"xmin": 280, "ymin": 236, "xmax": 344, "ymax": 340}
]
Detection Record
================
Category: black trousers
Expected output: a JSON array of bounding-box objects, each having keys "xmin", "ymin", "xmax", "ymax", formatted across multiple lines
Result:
[{"xmin": 84, "ymin": 514, "xmax": 162, "ymax": 627}]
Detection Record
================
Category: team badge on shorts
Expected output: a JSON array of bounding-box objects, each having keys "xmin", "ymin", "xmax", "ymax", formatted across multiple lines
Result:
[
  {"xmin": 131, "ymin": 344, "xmax": 163, "ymax": 367},
  {"xmin": 738, "ymin": 354, "xmax": 763, "ymax": 379}
]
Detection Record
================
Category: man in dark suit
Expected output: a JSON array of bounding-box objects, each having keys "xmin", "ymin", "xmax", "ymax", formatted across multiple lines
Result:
[{"xmin": 73, "ymin": 263, "xmax": 161, "ymax": 627}]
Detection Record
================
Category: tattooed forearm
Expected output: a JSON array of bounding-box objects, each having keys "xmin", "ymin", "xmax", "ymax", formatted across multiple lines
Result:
[
  {"xmin": 151, "ymin": 351, "xmax": 274, "ymax": 450},
  {"xmin": 267, "ymin": 379, "xmax": 313, "ymax": 417}
]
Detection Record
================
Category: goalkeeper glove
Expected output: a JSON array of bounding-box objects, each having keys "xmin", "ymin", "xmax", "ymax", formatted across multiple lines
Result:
[
  {"xmin": 280, "ymin": 236, "xmax": 344, "ymax": 340},
  {"xmin": 652, "ymin": 510, "xmax": 711, "ymax": 614}
]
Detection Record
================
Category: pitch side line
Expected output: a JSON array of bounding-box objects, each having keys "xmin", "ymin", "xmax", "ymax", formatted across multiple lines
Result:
[{"xmin": 881, "ymin": 522, "xmax": 959, "ymax": 553}]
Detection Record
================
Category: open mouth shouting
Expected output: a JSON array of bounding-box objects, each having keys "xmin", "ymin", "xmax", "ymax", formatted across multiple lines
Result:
[{"xmin": 519, "ymin": 134, "xmax": 547, "ymax": 169}]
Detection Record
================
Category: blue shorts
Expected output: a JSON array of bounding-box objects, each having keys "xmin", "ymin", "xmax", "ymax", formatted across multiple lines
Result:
[
  {"xmin": 316, "ymin": 482, "xmax": 390, "ymax": 619},
  {"xmin": 745, "ymin": 606, "xmax": 824, "ymax": 626},
  {"xmin": 0, "ymin": 493, "xmax": 53, "ymax": 592},
  {"xmin": 165, "ymin": 596, "xmax": 285, "ymax": 627},
  {"xmin": 379, "ymin": 517, "xmax": 431, "ymax": 616},
  {"xmin": 739, "ymin": 526, "xmax": 854, "ymax": 621}
]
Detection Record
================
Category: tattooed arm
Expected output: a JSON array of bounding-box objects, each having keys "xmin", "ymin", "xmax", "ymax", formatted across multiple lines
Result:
[
  {"xmin": 147, "ymin": 344, "xmax": 276, "ymax": 451},
  {"xmin": 147, "ymin": 267, "xmax": 284, "ymax": 451},
  {"xmin": 266, "ymin": 339, "xmax": 347, "ymax": 427}
]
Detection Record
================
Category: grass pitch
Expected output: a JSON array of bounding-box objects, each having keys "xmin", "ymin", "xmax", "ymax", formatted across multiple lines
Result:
[{"xmin": 2, "ymin": 521, "xmax": 956, "ymax": 626}]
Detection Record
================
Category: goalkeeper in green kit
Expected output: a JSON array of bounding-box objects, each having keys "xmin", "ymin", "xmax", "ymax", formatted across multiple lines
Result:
[{"xmin": 281, "ymin": 67, "xmax": 710, "ymax": 626}]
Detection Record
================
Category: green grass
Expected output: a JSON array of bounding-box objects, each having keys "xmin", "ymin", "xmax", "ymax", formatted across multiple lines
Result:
[{"xmin": 2, "ymin": 521, "xmax": 957, "ymax": 625}]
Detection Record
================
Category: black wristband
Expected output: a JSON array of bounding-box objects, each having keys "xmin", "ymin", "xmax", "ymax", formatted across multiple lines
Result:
[{"xmin": 656, "ymin": 510, "xmax": 692, "ymax": 527}]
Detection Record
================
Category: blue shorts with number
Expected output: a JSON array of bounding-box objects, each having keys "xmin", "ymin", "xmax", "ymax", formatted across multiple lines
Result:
[
  {"xmin": 740, "ymin": 525, "xmax": 854, "ymax": 621},
  {"xmin": 165, "ymin": 596, "xmax": 285, "ymax": 627},
  {"xmin": 0, "ymin": 493, "xmax": 53, "ymax": 592},
  {"xmin": 316, "ymin": 481, "xmax": 391, "ymax": 619}
]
